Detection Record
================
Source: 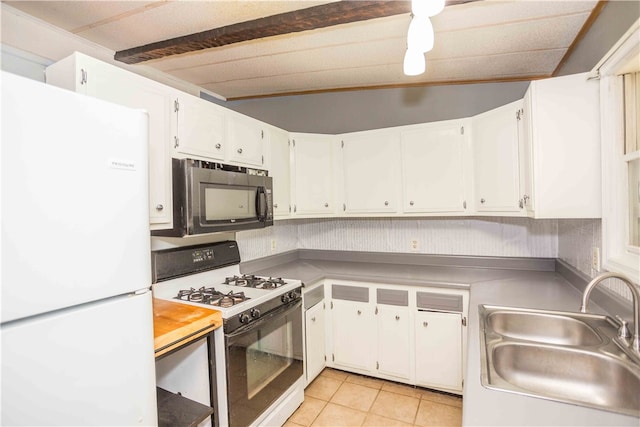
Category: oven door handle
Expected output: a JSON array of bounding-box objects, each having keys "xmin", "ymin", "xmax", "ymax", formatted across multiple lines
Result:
[{"xmin": 226, "ymin": 299, "xmax": 302, "ymax": 339}]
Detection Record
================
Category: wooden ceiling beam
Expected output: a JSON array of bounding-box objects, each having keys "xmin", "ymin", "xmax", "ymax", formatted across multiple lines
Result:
[{"xmin": 115, "ymin": 0, "xmax": 475, "ymax": 64}]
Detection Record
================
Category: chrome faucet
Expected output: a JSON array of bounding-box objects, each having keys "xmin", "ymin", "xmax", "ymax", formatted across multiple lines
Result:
[{"xmin": 580, "ymin": 272, "xmax": 640, "ymax": 353}]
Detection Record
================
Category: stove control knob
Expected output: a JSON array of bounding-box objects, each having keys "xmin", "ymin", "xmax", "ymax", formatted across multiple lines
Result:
[
  {"xmin": 288, "ymin": 291, "xmax": 298, "ymax": 300},
  {"xmin": 251, "ymin": 308, "xmax": 261, "ymax": 318},
  {"xmin": 239, "ymin": 313, "xmax": 251, "ymax": 324},
  {"xmin": 281, "ymin": 293, "xmax": 291, "ymax": 303}
]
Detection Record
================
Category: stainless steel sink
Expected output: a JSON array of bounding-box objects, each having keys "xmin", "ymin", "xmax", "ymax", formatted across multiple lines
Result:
[
  {"xmin": 485, "ymin": 310, "xmax": 604, "ymax": 346},
  {"xmin": 480, "ymin": 305, "xmax": 640, "ymax": 417}
]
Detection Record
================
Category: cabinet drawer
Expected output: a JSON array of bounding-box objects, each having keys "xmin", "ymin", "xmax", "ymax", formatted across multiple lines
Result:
[
  {"xmin": 304, "ymin": 286, "xmax": 324, "ymax": 309},
  {"xmin": 376, "ymin": 288, "xmax": 408, "ymax": 306},
  {"xmin": 416, "ymin": 292, "xmax": 463, "ymax": 312},
  {"xmin": 332, "ymin": 284, "xmax": 368, "ymax": 302}
]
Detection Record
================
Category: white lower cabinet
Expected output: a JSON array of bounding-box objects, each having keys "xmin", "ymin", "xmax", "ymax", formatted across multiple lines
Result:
[
  {"xmin": 415, "ymin": 311, "xmax": 463, "ymax": 391},
  {"xmin": 376, "ymin": 304, "xmax": 411, "ymax": 381},
  {"xmin": 305, "ymin": 300, "xmax": 326, "ymax": 385},
  {"xmin": 324, "ymin": 281, "xmax": 467, "ymax": 394},
  {"xmin": 331, "ymin": 298, "xmax": 376, "ymax": 373}
]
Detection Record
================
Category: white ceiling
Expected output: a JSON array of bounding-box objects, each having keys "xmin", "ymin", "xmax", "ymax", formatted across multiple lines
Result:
[{"xmin": 3, "ymin": 0, "xmax": 600, "ymax": 100}]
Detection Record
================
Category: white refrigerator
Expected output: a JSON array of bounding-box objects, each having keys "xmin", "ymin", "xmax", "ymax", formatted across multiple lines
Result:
[{"xmin": 1, "ymin": 71, "xmax": 157, "ymax": 425}]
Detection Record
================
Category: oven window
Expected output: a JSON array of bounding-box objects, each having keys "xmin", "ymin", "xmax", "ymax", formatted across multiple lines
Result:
[
  {"xmin": 246, "ymin": 323, "xmax": 293, "ymax": 399},
  {"xmin": 203, "ymin": 186, "xmax": 256, "ymax": 221}
]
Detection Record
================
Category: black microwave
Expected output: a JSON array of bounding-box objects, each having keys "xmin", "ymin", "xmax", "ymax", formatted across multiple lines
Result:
[{"xmin": 152, "ymin": 158, "xmax": 273, "ymax": 237}]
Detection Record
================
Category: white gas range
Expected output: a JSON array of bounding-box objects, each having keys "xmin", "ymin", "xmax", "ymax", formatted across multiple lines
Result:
[{"xmin": 152, "ymin": 241, "xmax": 304, "ymax": 427}]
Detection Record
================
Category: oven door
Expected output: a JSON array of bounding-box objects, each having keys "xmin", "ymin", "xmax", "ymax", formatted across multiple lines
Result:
[{"xmin": 225, "ymin": 299, "xmax": 303, "ymax": 427}]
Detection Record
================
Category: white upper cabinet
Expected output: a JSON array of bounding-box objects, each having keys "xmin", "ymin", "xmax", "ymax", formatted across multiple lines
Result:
[
  {"xmin": 472, "ymin": 100, "xmax": 523, "ymax": 214},
  {"xmin": 520, "ymin": 72, "xmax": 601, "ymax": 218},
  {"xmin": 340, "ymin": 130, "xmax": 401, "ymax": 214},
  {"xmin": 401, "ymin": 121, "xmax": 471, "ymax": 214},
  {"xmin": 45, "ymin": 52, "xmax": 173, "ymax": 229},
  {"xmin": 226, "ymin": 111, "xmax": 267, "ymax": 168},
  {"xmin": 291, "ymin": 133, "xmax": 337, "ymax": 216},
  {"xmin": 173, "ymin": 95, "xmax": 226, "ymax": 161},
  {"xmin": 269, "ymin": 127, "xmax": 292, "ymax": 218}
]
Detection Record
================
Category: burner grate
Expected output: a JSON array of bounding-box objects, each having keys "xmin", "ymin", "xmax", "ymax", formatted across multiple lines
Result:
[
  {"xmin": 174, "ymin": 287, "xmax": 249, "ymax": 307},
  {"xmin": 224, "ymin": 275, "xmax": 287, "ymax": 289}
]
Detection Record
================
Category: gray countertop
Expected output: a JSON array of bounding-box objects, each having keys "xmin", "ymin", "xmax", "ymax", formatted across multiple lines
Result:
[{"xmin": 241, "ymin": 254, "xmax": 639, "ymax": 426}]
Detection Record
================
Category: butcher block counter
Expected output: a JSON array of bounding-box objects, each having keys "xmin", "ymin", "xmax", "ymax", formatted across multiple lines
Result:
[{"xmin": 152, "ymin": 298, "xmax": 222, "ymax": 358}]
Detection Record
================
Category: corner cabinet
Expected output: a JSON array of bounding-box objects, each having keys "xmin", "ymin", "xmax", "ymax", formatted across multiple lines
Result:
[
  {"xmin": 472, "ymin": 100, "xmax": 523, "ymax": 214},
  {"xmin": 519, "ymin": 72, "xmax": 601, "ymax": 218},
  {"xmin": 291, "ymin": 133, "xmax": 338, "ymax": 216},
  {"xmin": 45, "ymin": 52, "xmax": 173, "ymax": 229},
  {"xmin": 269, "ymin": 127, "xmax": 292, "ymax": 218},
  {"xmin": 401, "ymin": 121, "xmax": 471, "ymax": 214},
  {"xmin": 340, "ymin": 130, "xmax": 401, "ymax": 215}
]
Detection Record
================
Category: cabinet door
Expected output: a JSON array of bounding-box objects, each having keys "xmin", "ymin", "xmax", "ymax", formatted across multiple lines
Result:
[
  {"xmin": 331, "ymin": 299, "xmax": 375, "ymax": 372},
  {"xmin": 341, "ymin": 132, "xmax": 400, "ymax": 214},
  {"xmin": 415, "ymin": 311, "xmax": 462, "ymax": 392},
  {"xmin": 377, "ymin": 305, "xmax": 411, "ymax": 380},
  {"xmin": 270, "ymin": 128, "xmax": 292, "ymax": 218},
  {"xmin": 227, "ymin": 113, "xmax": 266, "ymax": 167},
  {"xmin": 401, "ymin": 124, "xmax": 468, "ymax": 213},
  {"xmin": 292, "ymin": 134, "xmax": 335, "ymax": 215},
  {"xmin": 519, "ymin": 90, "xmax": 535, "ymax": 216},
  {"xmin": 472, "ymin": 101, "xmax": 522, "ymax": 212},
  {"xmin": 305, "ymin": 302, "xmax": 326, "ymax": 385},
  {"xmin": 174, "ymin": 95, "xmax": 225, "ymax": 160}
]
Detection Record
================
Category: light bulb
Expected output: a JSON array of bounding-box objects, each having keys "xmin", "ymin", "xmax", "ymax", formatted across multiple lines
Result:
[
  {"xmin": 407, "ymin": 16, "xmax": 434, "ymax": 53},
  {"xmin": 412, "ymin": 0, "xmax": 445, "ymax": 17},
  {"xmin": 403, "ymin": 48, "xmax": 425, "ymax": 76}
]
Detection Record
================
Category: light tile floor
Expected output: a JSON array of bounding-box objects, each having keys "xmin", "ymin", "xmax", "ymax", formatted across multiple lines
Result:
[{"xmin": 285, "ymin": 369, "xmax": 462, "ymax": 427}]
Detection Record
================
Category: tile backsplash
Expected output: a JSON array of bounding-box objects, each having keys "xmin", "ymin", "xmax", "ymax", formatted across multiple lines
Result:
[
  {"xmin": 237, "ymin": 217, "xmax": 634, "ymax": 302},
  {"xmin": 237, "ymin": 217, "xmax": 558, "ymax": 259}
]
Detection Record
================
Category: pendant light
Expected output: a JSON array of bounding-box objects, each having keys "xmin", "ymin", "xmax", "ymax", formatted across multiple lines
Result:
[
  {"xmin": 403, "ymin": 48, "xmax": 426, "ymax": 76},
  {"xmin": 407, "ymin": 15, "xmax": 434, "ymax": 53},
  {"xmin": 403, "ymin": 0, "xmax": 445, "ymax": 76},
  {"xmin": 412, "ymin": 0, "xmax": 445, "ymax": 17}
]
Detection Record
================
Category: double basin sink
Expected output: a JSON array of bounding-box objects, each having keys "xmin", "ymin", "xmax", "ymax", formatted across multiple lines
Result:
[{"xmin": 479, "ymin": 305, "xmax": 640, "ymax": 417}]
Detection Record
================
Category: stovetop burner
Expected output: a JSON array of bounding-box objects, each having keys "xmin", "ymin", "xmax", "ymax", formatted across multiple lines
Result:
[
  {"xmin": 223, "ymin": 275, "xmax": 287, "ymax": 289},
  {"xmin": 175, "ymin": 287, "xmax": 249, "ymax": 308}
]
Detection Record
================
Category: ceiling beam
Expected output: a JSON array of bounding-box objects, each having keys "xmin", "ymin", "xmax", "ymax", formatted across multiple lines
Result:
[{"xmin": 115, "ymin": 0, "xmax": 475, "ymax": 64}]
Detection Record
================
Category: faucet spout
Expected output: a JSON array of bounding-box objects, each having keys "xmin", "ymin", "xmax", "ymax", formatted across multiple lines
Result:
[{"xmin": 580, "ymin": 272, "xmax": 640, "ymax": 353}]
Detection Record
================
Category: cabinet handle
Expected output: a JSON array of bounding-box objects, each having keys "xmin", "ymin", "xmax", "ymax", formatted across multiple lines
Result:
[
  {"xmin": 519, "ymin": 199, "xmax": 524, "ymax": 209},
  {"xmin": 409, "ymin": 201, "xmax": 414, "ymax": 206},
  {"xmin": 215, "ymin": 143, "xmax": 221, "ymax": 149},
  {"xmin": 384, "ymin": 201, "xmax": 389, "ymax": 206},
  {"xmin": 294, "ymin": 205, "xmax": 297, "ymax": 213},
  {"xmin": 324, "ymin": 202, "xmax": 329, "ymax": 208},
  {"xmin": 80, "ymin": 68, "xmax": 87, "ymax": 85},
  {"xmin": 463, "ymin": 200, "xmax": 467, "ymax": 209},
  {"xmin": 237, "ymin": 148, "xmax": 243, "ymax": 154},
  {"xmin": 357, "ymin": 310, "xmax": 362, "ymax": 315},
  {"xmin": 311, "ymin": 317, "xmax": 316, "ymax": 322},
  {"xmin": 423, "ymin": 321, "xmax": 429, "ymax": 327},
  {"xmin": 155, "ymin": 204, "xmax": 164, "ymax": 211},
  {"xmin": 174, "ymin": 136, "xmax": 179, "ymax": 148},
  {"xmin": 274, "ymin": 203, "xmax": 279, "ymax": 209},
  {"xmin": 480, "ymin": 198, "xmax": 486, "ymax": 204},
  {"xmin": 395, "ymin": 315, "xmax": 400, "ymax": 320},
  {"xmin": 523, "ymin": 195, "xmax": 530, "ymax": 205}
]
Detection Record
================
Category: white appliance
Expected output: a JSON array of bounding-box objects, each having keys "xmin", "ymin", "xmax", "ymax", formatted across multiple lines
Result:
[
  {"xmin": 1, "ymin": 71, "xmax": 157, "ymax": 425},
  {"xmin": 152, "ymin": 241, "xmax": 304, "ymax": 427}
]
